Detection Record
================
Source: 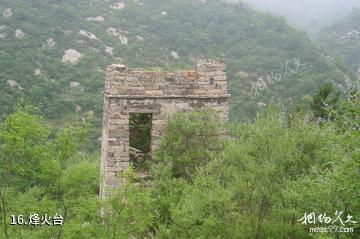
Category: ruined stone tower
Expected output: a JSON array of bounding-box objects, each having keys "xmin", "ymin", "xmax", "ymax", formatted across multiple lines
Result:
[{"xmin": 100, "ymin": 61, "xmax": 230, "ymax": 198}]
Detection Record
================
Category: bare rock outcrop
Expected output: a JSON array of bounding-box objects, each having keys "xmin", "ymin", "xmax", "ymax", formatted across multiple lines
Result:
[
  {"xmin": 236, "ymin": 70, "xmax": 249, "ymax": 78},
  {"xmin": 75, "ymin": 105, "xmax": 82, "ymax": 113},
  {"xmin": 0, "ymin": 26, "xmax": 6, "ymax": 39},
  {"xmin": 86, "ymin": 16, "xmax": 105, "ymax": 22},
  {"xmin": 79, "ymin": 30, "xmax": 102, "ymax": 42},
  {"xmin": 193, "ymin": 0, "xmax": 207, "ymax": 4},
  {"xmin": 338, "ymin": 30, "xmax": 360, "ymax": 41},
  {"xmin": 105, "ymin": 46, "xmax": 114, "ymax": 55},
  {"xmin": 62, "ymin": 49, "xmax": 82, "ymax": 64},
  {"xmin": 70, "ymin": 81, "xmax": 80, "ymax": 88},
  {"xmin": 3, "ymin": 8, "xmax": 12, "ymax": 18},
  {"xmin": 34, "ymin": 68, "xmax": 42, "ymax": 76},
  {"xmin": 171, "ymin": 51, "xmax": 179, "ymax": 59},
  {"xmin": 47, "ymin": 38, "xmax": 55, "ymax": 47},
  {"xmin": 136, "ymin": 35, "xmax": 144, "ymax": 42},
  {"xmin": 15, "ymin": 29, "xmax": 25, "ymax": 39},
  {"xmin": 7, "ymin": 80, "xmax": 23, "ymax": 90},
  {"xmin": 110, "ymin": 2, "xmax": 126, "ymax": 10},
  {"xmin": 107, "ymin": 27, "xmax": 128, "ymax": 44}
]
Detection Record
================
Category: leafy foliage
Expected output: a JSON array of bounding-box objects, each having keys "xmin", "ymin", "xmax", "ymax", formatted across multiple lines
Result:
[
  {"xmin": 102, "ymin": 101, "xmax": 359, "ymax": 238},
  {"xmin": 0, "ymin": 98, "xmax": 359, "ymax": 238},
  {"xmin": 310, "ymin": 82, "xmax": 340, "ymax": 119},
  {"xmin": 156, "ymin": 109, "xmax": 222, "ymax": 181},
  {"xmin": 129, "ymin": 113, "xmax": 152, "ymax": 153},
  {"xmin": 0, "ymin": 106, "xmax": 100, "ymax": 238}
]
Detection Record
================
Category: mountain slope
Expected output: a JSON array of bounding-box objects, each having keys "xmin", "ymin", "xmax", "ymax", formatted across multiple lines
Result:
[
  {"xmin": 0, "ymin": 0, "xmax": 355, "ymax": 127},
  {"xmin": 319, "ymin": 9, "xmax": 360, "ymax": 79}
]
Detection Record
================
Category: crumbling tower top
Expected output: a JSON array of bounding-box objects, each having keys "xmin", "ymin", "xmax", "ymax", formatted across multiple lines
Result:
[{"xmin": 104, "ymin": 61, "xmax": 230, "ymax": 99}]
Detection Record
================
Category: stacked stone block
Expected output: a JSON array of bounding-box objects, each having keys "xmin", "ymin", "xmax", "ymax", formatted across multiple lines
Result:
[{"xmin": 100, "ymin": 61, "xmax": 230, "ymax": 199}]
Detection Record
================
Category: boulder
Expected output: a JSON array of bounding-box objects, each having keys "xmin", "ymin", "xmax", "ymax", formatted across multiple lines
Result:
[
  {"xmin": 7, "ymin": 80, "xmax": 23, "ymax": 90},
  {"xmin": 86, "ymin": 16, "xmax": 105, "ymax": 22},
  {"xmin": 171, "ymin": 51, "xmax": 179, "ymax": 59},
  {"xmin": 110, "ymin": 2, "xmax": 126, "ymax": 10},
  {"xmin": 62, "ymin": 49, "xmax": 82, "ymax": 64},
  {"xmin": 3, "ymin": 8, "xmax": 12, "ymax": 18},
  {"xmin": 15, "ymin": 29, "xmax": 25, "ymax": 39}
]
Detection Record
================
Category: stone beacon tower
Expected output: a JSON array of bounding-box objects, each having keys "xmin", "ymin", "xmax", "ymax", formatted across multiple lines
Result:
[{"xmin": 100, "ymin": 61, "xmax": 230, "ymax": 198}]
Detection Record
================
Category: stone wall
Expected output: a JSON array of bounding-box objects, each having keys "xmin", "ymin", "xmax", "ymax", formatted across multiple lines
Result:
[{"xmin": 100, "ymin": 61, "xmax": 230, "ymax": 199}]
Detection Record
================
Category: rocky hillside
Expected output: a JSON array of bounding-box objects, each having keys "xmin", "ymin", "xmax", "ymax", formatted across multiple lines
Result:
[
  {"xmin": 319, "ymin": 9, "xmax": 360, "ymax": 79},
  {"xmin": 0, "ymin": 0, "xmax": 355, "ymax": 127}
]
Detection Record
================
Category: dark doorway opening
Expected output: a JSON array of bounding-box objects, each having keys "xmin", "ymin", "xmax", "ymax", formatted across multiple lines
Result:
[{"xmin": 129, "ymin": 113, "xmax": 152, "ymax": 171}]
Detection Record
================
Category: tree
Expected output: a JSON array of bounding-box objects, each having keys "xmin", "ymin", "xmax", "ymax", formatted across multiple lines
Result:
[
  {"xmin": 0, "ymin": 106, "xmax": 50, "ymax": 238},
  {"xmin": 310, "ymin": 82, "xmax": 340, "ymax": 119},
  {"xmin": 155, "ymin": 109, "xmax": 223, "ymax": 181},
  {"xmin": 0, "ymin": 105, "xmax": 100, "ymax": 239}
]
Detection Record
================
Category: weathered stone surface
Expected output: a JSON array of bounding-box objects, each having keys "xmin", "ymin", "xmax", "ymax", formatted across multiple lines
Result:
[
  {"xmin": 86, "ymin": 16, "xmax": 105, "ymax": 22},
  {"xmin": 105, "ymin": 46, "xmax": 114, "ymax": 55},
  {"xmin": 100, "ymin": 61, "xmax": 230, "ymax": 199},
  {"xmin": 79, "ymin": 30, "xmax": 102, "ymax": 42},
  {"xmin": 0, "ymin": 25, "xmax": 6, "ymax": 39},
  {"xmin": 15, "ymin": 29, "xmax": 25, "ymax": 39},
  {"xmin": 171, "ymin": 51, "xmax": 179, "ymax": 59},
  {"xmin": 136, "ymin": 35, "xmax": 145, "ymax": 42},
  {"xmin": 107, "ymin": 27, "xmax": 128, "ymax": 44},
  {"xmin": 34, "ymin": 68, "xmax": 42, "ymax": 76},
  {"xmin": 70, "ymin": 81, "xmax": 80, "ymax": 88},
  {"xmin": 3, "ymin": 8, "xmax": 12, "ymax": 18},
  {"xmin": 7, "ymin": 80, "xmax": 23, "ymax": 90},
  {"xmin": 46, "ymin": 38, "xmax": 55, "ymax": 47},
  {"xmin": 110, "ymin": 2, "xmax": 126, "ymax": 10},
  {"xmin": 62, "ymin": 49, "xmax": 82, "ymax": 64}
]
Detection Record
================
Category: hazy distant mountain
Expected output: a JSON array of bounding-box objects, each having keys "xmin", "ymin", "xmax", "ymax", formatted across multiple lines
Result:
[
  {"xmin": 319, "ymin": 9, "xmax": 360, "ymax": 78},
  {"xmin": 242, "ymin": 0, "xmax": 360, "ymax": 33}
]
